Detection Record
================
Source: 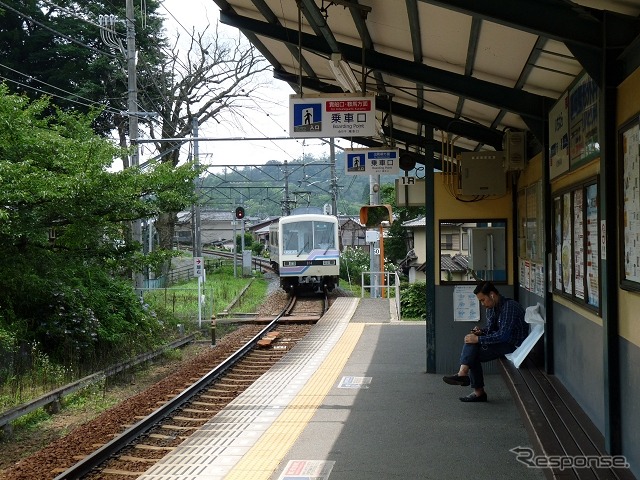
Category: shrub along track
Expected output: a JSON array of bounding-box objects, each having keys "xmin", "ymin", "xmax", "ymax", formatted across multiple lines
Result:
[
  {"xmin": 0, "ymin": 321, "xmax": 312, "ymax": 480},
  {"xmin": 0, "ymin": 289, "xmax": 350, "ymax": 480},
  {"xmin": 0, "ymin": 289, "xmax": 349, "ymax": 480}
]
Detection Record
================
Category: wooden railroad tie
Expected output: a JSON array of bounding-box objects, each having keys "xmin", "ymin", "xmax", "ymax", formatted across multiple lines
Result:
[{"xmin": 257, "ymin": 331, "xmax": 280, "ymax": 348}]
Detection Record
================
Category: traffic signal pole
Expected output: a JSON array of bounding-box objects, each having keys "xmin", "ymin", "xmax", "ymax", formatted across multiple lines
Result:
[
  {"xmin": 233, "ymin": 217, "xmax": 237, "ymax": 278},
  {"xmin": 234, "ymin": 206, "xmax": 245, "ymax": 277}
]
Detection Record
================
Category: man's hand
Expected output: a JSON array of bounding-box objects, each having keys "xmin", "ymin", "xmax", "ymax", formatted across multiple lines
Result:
[
  {"xmin": 464, "ymin": 334, "xmax": 479, "ymax": 344},
  {"xmin": 470, "ymin": 326, "xmax": 483, "ymax": 335}
]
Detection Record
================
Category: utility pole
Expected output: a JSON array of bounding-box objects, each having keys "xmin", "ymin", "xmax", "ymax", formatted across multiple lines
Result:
[
  {"xmin": 283, "ymin": 160, "xmax": 291, "ymax": 215},
  {"xmin": 330, "ymin": 138, "xmax": 337, "ymax": 215},
  {"xmin": 192, "ymin": 117, "xmax": 202, "ymax": 258},
  {"xmin": 125, "ymin": 0, "xmax": 144, "ymax": 290},
  {"xmin": 126, "ymin": 0, "xmax": 137, "ymax": 169}
]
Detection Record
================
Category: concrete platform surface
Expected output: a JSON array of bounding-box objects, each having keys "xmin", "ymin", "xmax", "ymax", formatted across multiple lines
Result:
[{"xmin": 268, "ymin": 299, "xmax": 544, "ymax": 479}]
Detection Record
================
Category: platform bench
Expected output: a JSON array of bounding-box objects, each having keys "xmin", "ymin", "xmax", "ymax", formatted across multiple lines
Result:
[{"xmin": 499, "ymin": 357, "xmax": 634, "ymax": 480}]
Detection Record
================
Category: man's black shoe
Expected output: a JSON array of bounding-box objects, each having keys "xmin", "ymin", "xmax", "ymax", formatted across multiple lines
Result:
[
  {"xmin": 459, "ymin": 392, "xmax": 488, "ymax": 402},
  {"xmin": 442, "ymin": 374, "xmax": 470, "ymax": 386}
]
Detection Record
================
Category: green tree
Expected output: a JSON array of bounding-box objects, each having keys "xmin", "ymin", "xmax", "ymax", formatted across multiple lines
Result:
[
  {"xmin": 379, "ymin": 183, "xmax": 425, "ymax": 264},
  {"xmin": 0, "ymin": 0, "xmax": 166, "ymax": 139},
  {"xmin": 0, "ymin": 2, "xmax": 271, "ymax": 255},
  {"xmin": 340, "ymin": 247, "xmax": 370, "ymax": 286},
  {"xmin": 236, "ymin": 232, "xmax": 254, "ymax": 253},
  {"xmin": 0, "ymin": 86, "xmax": 197, "ymax": 366}
]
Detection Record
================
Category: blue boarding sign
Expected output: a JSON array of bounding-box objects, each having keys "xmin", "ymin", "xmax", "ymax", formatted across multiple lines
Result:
[
  {"xmin": 345, "ymin": 148, "xmax": 400, "ymax": 176},
  {"xmin": 291, "ymin": 102, "xmax": 322, "ymax": 135},
  {"xmin": 346, "ymin": 152, "xmax": 367, "ymax": 173},
  {"xmin": 289, "ymin": 93, "xmax": 376, "ymax": 138}
]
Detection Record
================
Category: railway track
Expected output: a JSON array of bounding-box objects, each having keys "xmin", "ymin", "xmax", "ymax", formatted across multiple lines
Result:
[{"xmin": 51, "ymin": 294, "xmax": 324, "ymax": 480}]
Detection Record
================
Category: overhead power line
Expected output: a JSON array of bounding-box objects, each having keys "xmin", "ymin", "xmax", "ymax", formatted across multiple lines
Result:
[{"xmin": 0, "ymin": 62, "xmax": 123, "ymax": 116}]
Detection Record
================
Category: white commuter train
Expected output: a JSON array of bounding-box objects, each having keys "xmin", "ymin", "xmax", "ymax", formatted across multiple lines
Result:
[{"xmin": 269, "ymin": 213, "xmax": 340, "ymax": 293}]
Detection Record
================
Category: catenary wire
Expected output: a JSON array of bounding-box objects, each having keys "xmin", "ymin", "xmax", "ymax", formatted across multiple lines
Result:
[{"xmin": 0, "ymin": 63, "xmax": 124, "ymax": 116}]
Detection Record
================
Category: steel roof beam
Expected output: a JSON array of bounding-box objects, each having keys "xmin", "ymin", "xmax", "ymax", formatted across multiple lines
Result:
[
  {"xmin": 220, "ymin": 11, "xmax": 551, "ymax": 122},
  {"xmin": 421, "ymin": 0, "xmax": 640, "ymax": 86},
  {"xmin": 273, "ymin": 69, "xmax": 504, "ymax": 149}
]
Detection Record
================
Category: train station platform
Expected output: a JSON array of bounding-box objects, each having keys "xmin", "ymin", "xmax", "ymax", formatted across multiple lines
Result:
[{"xmin": 138, "ymin": 297, "xmax": 544, "ymax": 480}]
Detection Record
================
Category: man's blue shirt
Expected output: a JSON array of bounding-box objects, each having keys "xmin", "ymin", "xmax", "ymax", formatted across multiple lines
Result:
[{"xmin": 478, "ymin": 297, "xmax": 527, "ymax": 346}]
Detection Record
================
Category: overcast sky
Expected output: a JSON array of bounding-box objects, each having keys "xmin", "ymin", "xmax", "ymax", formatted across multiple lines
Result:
[{"xmin": 155, "ymin": 0, "xmax": 342, "ymax": 168}]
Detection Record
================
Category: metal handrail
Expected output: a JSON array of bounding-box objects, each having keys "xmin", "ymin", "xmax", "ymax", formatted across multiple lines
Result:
[{"xmin": 360, "ymin": 271, "xmax": 401, "ymax": 320}]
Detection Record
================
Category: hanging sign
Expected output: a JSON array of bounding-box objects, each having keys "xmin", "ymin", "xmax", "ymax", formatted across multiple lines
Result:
[
  {"xmin": 289, "ymin": 93, "xmax": 376, "ymax": 138},
  {"xmin": 345, "ymin": 148, "xmax": 399, "ymax": 175}
]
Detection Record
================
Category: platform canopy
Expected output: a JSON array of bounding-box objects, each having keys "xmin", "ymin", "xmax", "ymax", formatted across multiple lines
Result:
[{"xmin": 211, "ymin": 0, "xmax": 640, "ymax": 167}]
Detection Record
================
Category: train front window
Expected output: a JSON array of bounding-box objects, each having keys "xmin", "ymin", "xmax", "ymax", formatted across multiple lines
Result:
[
  {"xmin": 283, "ymin": 221, "xmax": 312, "ymax": 255},
  {"xmin": 314, "ymin": 221, "xmax": 335, "ymax": 250}
]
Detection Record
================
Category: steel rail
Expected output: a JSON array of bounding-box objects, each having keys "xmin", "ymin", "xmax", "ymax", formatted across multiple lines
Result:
[{"xmin": 53, "ymin": 306, "xmax": 289, "ymax": 479}]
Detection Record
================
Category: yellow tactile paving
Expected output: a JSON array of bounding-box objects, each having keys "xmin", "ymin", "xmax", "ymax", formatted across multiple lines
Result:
[{"xmin": 223, "ymin": 321, "xmax": 365, "ymax": 480}]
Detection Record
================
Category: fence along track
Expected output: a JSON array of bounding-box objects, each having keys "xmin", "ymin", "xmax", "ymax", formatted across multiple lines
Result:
[
  {"xmin": 0, "ymin": 335, "xmax": 196, "ymax": 437},
  {"xmin": 2, "ymin": 254, "xmax": 279, "ymax": 438}
]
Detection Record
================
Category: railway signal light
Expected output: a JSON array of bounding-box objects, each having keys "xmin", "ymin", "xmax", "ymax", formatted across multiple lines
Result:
[
  {"xmin": 359, "ymin": 204, "xmax": 392, "ymax": 227},
  {"xmin": 235, "ymin": 206, "xmax": 245, "ymax": 219}
]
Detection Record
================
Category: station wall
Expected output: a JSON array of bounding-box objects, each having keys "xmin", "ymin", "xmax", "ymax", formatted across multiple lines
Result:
[
  {"xmin": 615, "ymin": 66, "xmax": 640, "ymax": 476},
  {"xmin": 512, "ymin": 66, "xmax": 640, "ymax": 475},
  {"xmin": 427, "ymin": 68, "xmax": 640, "ymax": 474},
  {"xmin": 431, "ymin": 173, "xmax": 512, "ymax": 372}
]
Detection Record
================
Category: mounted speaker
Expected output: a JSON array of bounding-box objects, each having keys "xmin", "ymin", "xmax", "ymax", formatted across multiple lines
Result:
[{"xmin": 503, "ymin": 130, "xmax": 526, "ymax": 171}]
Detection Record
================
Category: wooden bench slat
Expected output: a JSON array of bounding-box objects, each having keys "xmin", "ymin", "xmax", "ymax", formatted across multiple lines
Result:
[
  {"xmin": 528, "ymin": 363, "xmax": 602, "ymax": 457},
  {"xmin": 501, "ymin": 357, "xmax": 635, "ymax": 480},
  {"xmin": 502, "ymin": 359, "xmax": 596, "ymax": 479}
]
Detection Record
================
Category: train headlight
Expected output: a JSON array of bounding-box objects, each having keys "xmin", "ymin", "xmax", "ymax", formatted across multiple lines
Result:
[
  {"xmin": 283, "ymin": 261, "xmax": 297, "ymax": 266},
  {"xmin": 322, "ymin": 260, "xmax": 336, "ymax": 265}
]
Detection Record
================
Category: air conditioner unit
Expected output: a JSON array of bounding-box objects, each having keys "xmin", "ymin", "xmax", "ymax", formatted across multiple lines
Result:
[
  {"xmin": 503, "ymin": 130, "xmax": 526, "ymax": 171},
  {"xmin": 459, "ymin": 152, "xmax": 506, "ymax": 196}
]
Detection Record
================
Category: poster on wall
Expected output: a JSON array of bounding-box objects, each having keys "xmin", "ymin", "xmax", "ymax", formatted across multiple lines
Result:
[
  {"xmin": 453, "ymin": 285, "xmax": 480, "ymax": 322},
  {"xmin": 533, "ymin": 263, "xmax": 545, "ymax": 297},
  {"xmin": 569, "ymin": 74, "xmax": 599, "ymax": 166},
  {"xmin": 562, "ymin": 192, "xmax": 573, "ymax": 294},
  {"xmin": 549, "ymin": 92, "xmax": 570, "ymax": 179},
  {"xmin": 526, "ymin": 182, "xmax": 543, "ymax": 262},
  {"xmin": 573, "ymin": 189, "xmax": 585, "ymax": 299},
  {"xmin": 553, "ymin": 180, "xmax": 600, "ymax": 309},
  {"xmin": 585, "ymin": 184, "xmax": 599, "ymax": 306},
  {"xmin": 554, "ymin": 197, "xmax": 563, "ymax": 290},
  {"xmin": 622, "ymin": 122, "xmax": 640, "ymax": 285}
]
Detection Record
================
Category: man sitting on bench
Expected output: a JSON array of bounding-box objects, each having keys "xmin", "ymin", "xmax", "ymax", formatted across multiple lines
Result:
[{"xmin": 443, "ymin": 281, "xmax": 528, "ymax": 402}]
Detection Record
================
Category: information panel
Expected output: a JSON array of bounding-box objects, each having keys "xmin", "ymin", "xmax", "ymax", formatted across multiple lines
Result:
[
  {"xmin": 549, "ymin": 92, "xmax": 570, "ymax": 179},
  {"xmin": 345, "ymin": 148, "xmax": 399, "ymax": 175},
  {"xmin": 553, "ymin": 180, "xmax": 600, "ymax": 310},
  {"xmin": 621, "ymin": 121, "xmax": 640, "ymax": 287},
  {"xmin": 569, "ymin": 74, "xmax": 599, "ymax": 166},
  {"xmin": 453, "ymin": 285, "xmax": 480, "ymax": 322},
  {"xmin": 289, "ymin": 93, "xmax": 376, "ymax": 138}
]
